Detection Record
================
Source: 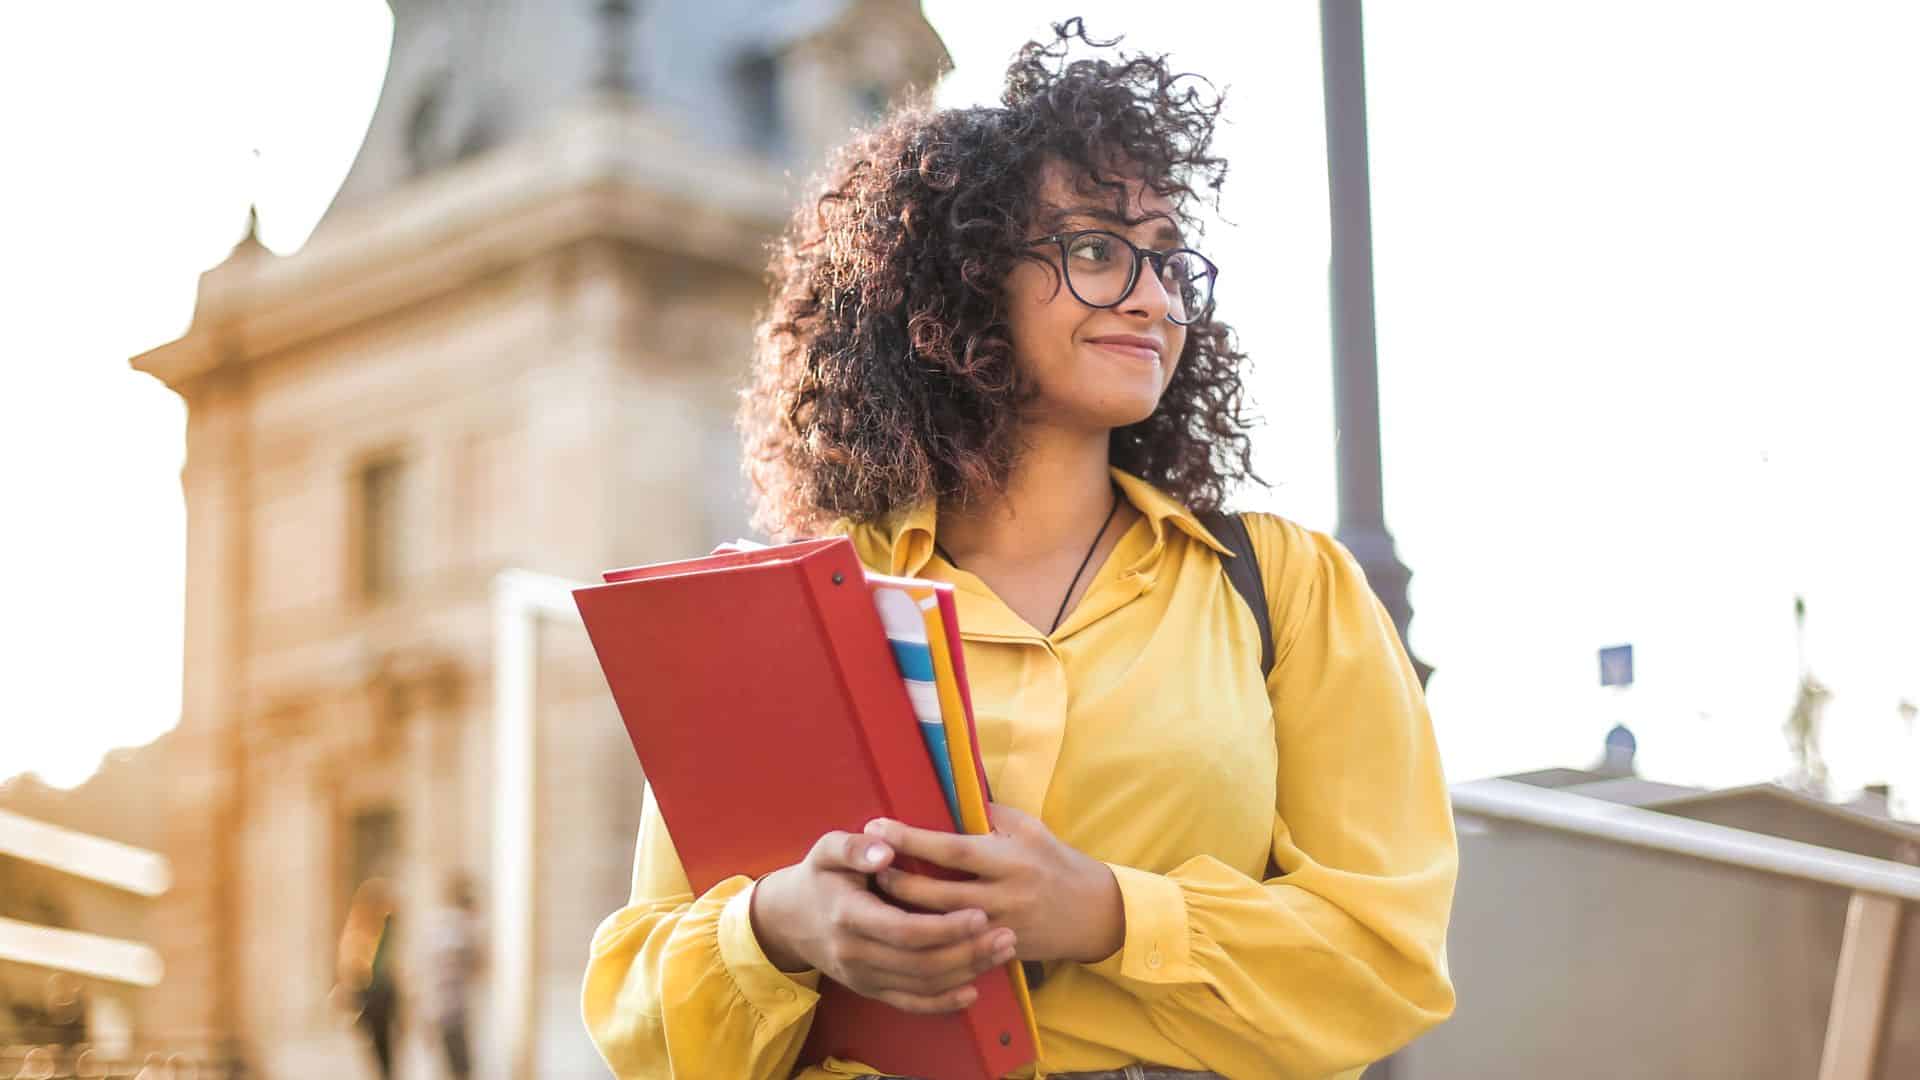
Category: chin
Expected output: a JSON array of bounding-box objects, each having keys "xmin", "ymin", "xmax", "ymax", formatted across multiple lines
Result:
[
  {"xmin": 1032, "ymin": 372, "xmax": 1168, "ymax": 432},
  {"xmin": 1088, "ymin": 395, "xmax": 1164, "ymax": 431}
]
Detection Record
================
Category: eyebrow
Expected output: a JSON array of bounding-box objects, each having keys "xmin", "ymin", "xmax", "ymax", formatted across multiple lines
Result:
[{"xmin": 1047, "ymin": 205, "xmax": 1186, "ymax": 248}]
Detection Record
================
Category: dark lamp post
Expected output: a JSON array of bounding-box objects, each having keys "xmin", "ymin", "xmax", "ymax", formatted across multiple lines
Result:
[{"xmin": 1320, "ymin": 0, "xmax": 1431, "ymax": 688}]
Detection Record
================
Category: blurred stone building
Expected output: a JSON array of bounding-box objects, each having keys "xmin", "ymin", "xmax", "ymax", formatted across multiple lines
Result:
[{"xmin": 124, "ymin": 2, "xmax": 947, "ymax": 1076}]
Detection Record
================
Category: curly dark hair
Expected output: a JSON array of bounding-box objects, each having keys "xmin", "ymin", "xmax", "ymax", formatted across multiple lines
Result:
[{"xmin": 739, "ymin": 18, "xmax": 1260, "ymax": 539}]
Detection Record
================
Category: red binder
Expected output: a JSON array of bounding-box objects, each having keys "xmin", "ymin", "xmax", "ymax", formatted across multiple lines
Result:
[{"xmin": 573, "ymin": 536, "xmax": 1037, "ymax": 1080}]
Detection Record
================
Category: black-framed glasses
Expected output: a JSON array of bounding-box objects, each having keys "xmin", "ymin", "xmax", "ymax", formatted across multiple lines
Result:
[{"xmin": 1027, "ymin": 229, "xmax": 1218, "ymax": 326}]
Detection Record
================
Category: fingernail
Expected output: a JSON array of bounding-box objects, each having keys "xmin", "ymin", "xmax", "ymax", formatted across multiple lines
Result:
[
  {"xmin": 957, "ymin": 987, "xmax": 978, "ymax": 1006},
  {"xmin": 995, "ymin": 930, "xmax": 1015, "ymax": 951},
  {"xmin": 865, "ymin": 844, "xmax": 886, "ymax": 866},
  {"xmin": 969, "ymin": 910, "xmax": 987, "ymax": 931},
  {"xmin": 864, "ymin": 819, "xmax": 889, "ymax": 835}
]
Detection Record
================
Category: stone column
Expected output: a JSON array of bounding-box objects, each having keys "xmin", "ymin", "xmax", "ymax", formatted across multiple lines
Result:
[{"xmin": 150, "ymin": 365, "xmax": 251, "ymax": 1052}]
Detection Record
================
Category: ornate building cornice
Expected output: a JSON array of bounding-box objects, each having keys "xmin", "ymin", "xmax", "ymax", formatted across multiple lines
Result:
[{"xmin": 133, "ymin": 101, "xmax": 791, "ymax": 393}]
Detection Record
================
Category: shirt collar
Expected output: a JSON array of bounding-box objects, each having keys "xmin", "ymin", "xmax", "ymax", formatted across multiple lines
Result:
[{"xmin": 839, "ymin": 467, "xmax": 1234, "ymax": 577}]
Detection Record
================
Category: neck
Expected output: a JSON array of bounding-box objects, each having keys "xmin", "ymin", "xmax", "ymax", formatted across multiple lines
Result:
[{"xmin": 937, "ymin": 425, "xmax": 1118, "ymax": 564}]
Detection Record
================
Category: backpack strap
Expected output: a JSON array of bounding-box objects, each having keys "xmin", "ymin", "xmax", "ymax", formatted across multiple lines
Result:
[{"xmin": 1198, "ymin": 511, "xmax": 1275, "ymax": 678}]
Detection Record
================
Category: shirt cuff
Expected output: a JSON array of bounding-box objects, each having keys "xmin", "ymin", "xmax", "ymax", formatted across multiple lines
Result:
[
  {"xmin": 1083, "ymin": 863, "xmax": 1197, "ymax": 986},
  {"xmin": 717, "ymin": 879, "xmax": 824, "ymax": 1023}
]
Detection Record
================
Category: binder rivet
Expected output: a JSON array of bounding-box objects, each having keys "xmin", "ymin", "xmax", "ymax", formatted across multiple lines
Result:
[
  {"xmin": 999, "ymin": 1032, "xmax": 1011, "ymax": 1046},
  {"xmin": 832, "ymin": 572, "xmax": 845, "ymax": 585}
]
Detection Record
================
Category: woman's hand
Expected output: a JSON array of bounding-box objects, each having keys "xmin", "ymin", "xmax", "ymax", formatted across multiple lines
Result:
[
  {"xmin": 865, "ymin": 805, "xmax": 1126, "ymax": 966},
  {"xmin": 749, "ymin": 830, "xmax": 1017, "ymax": 1014}
]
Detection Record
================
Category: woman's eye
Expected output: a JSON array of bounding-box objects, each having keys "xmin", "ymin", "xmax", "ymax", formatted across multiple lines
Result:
[{"xmin": 1068, "ymin": 236, "xmax": 1115, "ymax": 263}]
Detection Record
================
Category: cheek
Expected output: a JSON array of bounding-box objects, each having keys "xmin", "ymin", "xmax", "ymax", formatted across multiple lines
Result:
[
  {"xmin": 1006, "ymin": 265, "xmax": 1081, "ymax": 359},
  {"xmin": 1163, "ymin": 334, "xmax": 1189, "ymax": 391}
]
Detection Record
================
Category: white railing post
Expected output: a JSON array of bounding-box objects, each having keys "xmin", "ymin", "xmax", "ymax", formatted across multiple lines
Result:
[
  {"xmin": 488, "ymin": 569, "xmax": 588, "ymax": 1080},
  {"xmin": 1817, "ymin": 890, "xmax": 1903, "ymax": 1080}
]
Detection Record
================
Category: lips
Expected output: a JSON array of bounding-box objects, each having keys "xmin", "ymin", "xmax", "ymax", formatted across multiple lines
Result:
[{"xmin": 1086, "ymin": 335, "xmax": 1164, "ymax": 363}]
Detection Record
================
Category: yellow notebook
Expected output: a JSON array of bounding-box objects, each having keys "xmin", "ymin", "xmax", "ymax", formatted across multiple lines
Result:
[
  {"xmin": 916, "ymin": 591, "xmax": 992, "ymax": 833},
  {"xmin": 909, "ymin": 584, "xmax": 1044, "ymax": 1058}
]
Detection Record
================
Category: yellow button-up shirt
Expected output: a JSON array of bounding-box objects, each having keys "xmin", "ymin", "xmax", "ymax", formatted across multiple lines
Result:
[{"xmin": 583, "ymin": 468, "xmax": 1457, "ymax": 1079}]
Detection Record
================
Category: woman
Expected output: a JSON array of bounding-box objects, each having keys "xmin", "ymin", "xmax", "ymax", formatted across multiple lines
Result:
[
  {"xmin": 336, "ymin": 878, "xmax": 399, "ymax": 1080},
  {"xmin": 583, "ymin": 20, "xmax": 1456, "ymax": 1080}
]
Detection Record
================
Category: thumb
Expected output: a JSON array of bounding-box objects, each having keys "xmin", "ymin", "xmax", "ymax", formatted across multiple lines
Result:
[{"xmin": 812, "ymin": 830, "xmax": 895, "ymax": 875}]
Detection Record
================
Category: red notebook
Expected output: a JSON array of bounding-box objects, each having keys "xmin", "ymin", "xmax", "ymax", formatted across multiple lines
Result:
[{"xmin": 573, "ymin": 536, "xmax": 1038, "ymax": 1080}]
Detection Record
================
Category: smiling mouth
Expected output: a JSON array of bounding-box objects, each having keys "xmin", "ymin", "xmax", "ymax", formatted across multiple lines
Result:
[{"xmin": 1088, "ymin": 341, "xmax": 1161, "ymax": 363}]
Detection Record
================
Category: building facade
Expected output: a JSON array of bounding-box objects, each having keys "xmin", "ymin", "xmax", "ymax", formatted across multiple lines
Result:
[{"xmin": 127, "ymin": 3, "xmax": 947, "ymax": 1076}]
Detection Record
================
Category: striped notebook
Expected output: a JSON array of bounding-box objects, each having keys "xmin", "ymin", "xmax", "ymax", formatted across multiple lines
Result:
[{"xmin": 866, "ymin": 576, "xmax": 967, "ymax": 828}]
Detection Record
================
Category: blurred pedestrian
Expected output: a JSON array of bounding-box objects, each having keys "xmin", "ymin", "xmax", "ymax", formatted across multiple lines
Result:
[
  {"xmin": 422, "ymin": 872, "xmax": 484, "ymax": 1079},
  {"xmin": 335, "ymin": 878, "xmax": 399, "ymax": 1080}
]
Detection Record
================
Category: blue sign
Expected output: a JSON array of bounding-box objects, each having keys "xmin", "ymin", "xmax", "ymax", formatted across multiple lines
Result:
[{"xmin": 1599, "ymin": 644, "xmax": 1634, "ymax": 688}]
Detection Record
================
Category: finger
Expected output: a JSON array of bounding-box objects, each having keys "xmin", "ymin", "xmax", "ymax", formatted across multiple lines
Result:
[
  {"xmin": 808, "ymin": 831, "xmax": 894, "ymax": 875},
  {"xmin": 984, "ymin": 801, "xmax": 1034, "ymax": 834},
  {"xmin": 869, "ymin": 983, "xmax": 980, "ymax": 1016},
  {"xmin": 848, "ymin": 925, "xmax": 1017, "ymax": 992},
  {"xmin": 874, "ymin": 867, "xmax": 992, "ymax": 914},
  {"xmin": 839, "ymin": 922, "xmax": 1014, "ymax": 1003},
  {"xmin": 864, "ymin": 818, "xmax": 998, "ymax": 876},
  {"xmin": 838, "ymin": 888, "xmax": 984, "ymax": 951}
]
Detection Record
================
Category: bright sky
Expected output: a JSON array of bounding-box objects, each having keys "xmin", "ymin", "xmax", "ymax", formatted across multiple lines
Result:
[{"xmin": 4, "ymin": 2, "xmax": 1916, "ymax": 804}]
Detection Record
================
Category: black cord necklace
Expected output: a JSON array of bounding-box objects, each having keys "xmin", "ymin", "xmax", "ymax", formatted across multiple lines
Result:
[{"xmin": 934, "ymin": 484, "xmax": 1123, "ymax": 635}]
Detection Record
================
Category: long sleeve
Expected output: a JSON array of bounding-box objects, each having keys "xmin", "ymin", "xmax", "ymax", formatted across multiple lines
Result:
[
  {"xmin": 582, "ymin": 786, "xmax": 825, "ymax": 1079},
  {"xmin": 1080, "ymin": 515, "xmax": 1457, "ymax": 1078}
]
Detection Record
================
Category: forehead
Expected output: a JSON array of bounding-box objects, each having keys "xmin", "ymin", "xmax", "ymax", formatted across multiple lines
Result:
[{"xmin": 1034, "ymin": 159, "xmax": 1178, "ymax": 227}]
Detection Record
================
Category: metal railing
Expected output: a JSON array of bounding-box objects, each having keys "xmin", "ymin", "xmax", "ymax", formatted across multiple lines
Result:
[
  {"xmin": 1453, "ymin": 778, "xmax": 1920, "ymax": 900},
  {"xmin": 0, "ymin": 811, "xmax": 170, "ymax": 990},
  {"xmin": 1453, "ymin": 777, "xmax": 1918, "ymax": 1080},
  {"xmin": 0, "ymin": 806, "xmax": 177, "ymax": 1079}
]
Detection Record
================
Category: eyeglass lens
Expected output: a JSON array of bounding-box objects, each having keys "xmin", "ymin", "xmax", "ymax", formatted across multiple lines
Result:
[{"xmin": 1058, "ymin": 231, "xmax": 1213, "ymax": 324}]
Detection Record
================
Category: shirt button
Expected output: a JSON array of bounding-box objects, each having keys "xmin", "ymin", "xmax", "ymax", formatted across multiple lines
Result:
[
  {"xmin": 777, "ymin": 987, "xmax": 796, "ymax": 1002},
  {"xmin": 1147, "ymin": 949, "xmax": 1163, "ymax": 970}
]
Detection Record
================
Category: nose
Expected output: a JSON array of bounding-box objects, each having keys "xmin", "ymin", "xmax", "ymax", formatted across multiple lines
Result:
[{"xmin": 1119, "ymin": 253, "xmax": 1175, "ymax": 323}]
